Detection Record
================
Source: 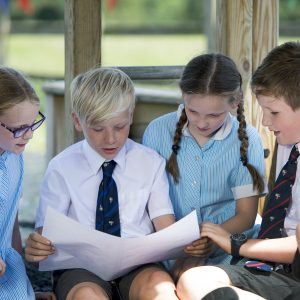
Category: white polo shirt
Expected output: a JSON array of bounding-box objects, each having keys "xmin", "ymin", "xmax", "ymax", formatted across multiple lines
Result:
[
  {"xmin": 277, "ymin": 143, "xmax": 300, "ymax": 236},
  {"xmin": 35, "ymin": 139, "xmax": 174, "ymax": 238}
]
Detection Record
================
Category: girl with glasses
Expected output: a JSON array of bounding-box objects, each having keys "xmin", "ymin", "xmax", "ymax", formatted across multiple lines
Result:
[{"xmin": 0, "ymin": 66, "xmax": 45, "ymax": 299}]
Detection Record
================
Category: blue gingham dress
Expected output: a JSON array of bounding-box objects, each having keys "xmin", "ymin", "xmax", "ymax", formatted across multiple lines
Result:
[
  {"xmin": 143, "ymin": 108, "xmax": 266, "ymax": 265},
  {"xmin": 0, "ymin": 152, "xmax": 34, "ymax": 300}
]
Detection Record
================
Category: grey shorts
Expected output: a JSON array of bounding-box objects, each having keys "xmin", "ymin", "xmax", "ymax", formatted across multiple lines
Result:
[
  {"xmin": 218, "ymin": 263, "xmax": 300, "ymax": 300},
  {"xmin": 53, "ymin": 263, "xmax": 165, "ymax": 300}
]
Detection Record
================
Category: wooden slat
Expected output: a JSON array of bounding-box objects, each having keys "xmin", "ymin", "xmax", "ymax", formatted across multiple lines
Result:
[{"xmin": 114, "ymin": 66, "xmax": 184, "ymax": 80}]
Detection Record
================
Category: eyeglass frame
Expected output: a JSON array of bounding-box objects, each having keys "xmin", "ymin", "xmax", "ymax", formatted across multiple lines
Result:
[{"xmin": 0, "ymin": 111, "xmax": 46, "ymax": 138}]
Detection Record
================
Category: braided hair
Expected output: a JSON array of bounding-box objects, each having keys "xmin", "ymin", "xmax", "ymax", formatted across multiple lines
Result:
[{"xmin": 167, "ymin": 54, "xmax": 264, "ymax": 193}]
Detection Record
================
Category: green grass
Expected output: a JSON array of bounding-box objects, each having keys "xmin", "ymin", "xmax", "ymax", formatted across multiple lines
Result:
[
  {"xmin": 7, "ymin": 34, "xmax": 65, "ymax": 77},
  {"xmin": 6, "ymin": 33, "xmax": 299, "ymax": 77},
  {"xmin": 7, "ymin": 33, "xmax": 207, "ymax": 77}
]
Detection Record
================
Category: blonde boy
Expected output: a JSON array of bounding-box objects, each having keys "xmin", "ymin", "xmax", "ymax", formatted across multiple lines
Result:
[{"xmin": 25, "ymin": 68, "xmax": 178, "ymax": 300}]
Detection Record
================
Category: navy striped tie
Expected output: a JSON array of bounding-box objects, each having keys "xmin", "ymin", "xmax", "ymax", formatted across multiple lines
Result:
[
  {"xmin": 258, "ymin": 145, "xmax": 299, "ymax": 239},
  {"xmin": 95, "ymin": 160, "xmax": 120, "ymax": 236}
]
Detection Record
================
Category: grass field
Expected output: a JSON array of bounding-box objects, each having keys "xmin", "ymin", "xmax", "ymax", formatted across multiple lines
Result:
[
  {"xmin": 6, "ymin": 33, "xmax": 299, "ymax": 78},
  {"xmin": 7, "ymin": 33, "xmax": 207, "ymax": 77}
]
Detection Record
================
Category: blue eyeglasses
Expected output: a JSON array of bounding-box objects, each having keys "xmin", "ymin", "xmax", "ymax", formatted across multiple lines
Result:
[{"xmin": 0, "ymin": 111, "xmax": 46, "ymax": 138}]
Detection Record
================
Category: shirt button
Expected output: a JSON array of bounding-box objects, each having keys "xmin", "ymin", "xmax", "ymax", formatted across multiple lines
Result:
[
  {"xmin": 193, "ymin": 180, "xmax": 197, "ymax": 184},
  {"xmin": 195, "ymin": 156, "xmax": 200, "ymax": 161}
]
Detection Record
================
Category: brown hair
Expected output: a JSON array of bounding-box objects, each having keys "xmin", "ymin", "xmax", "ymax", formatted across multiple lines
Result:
[
  {"xmin": 0, "ymin": 66, "xmax": 39, "ymax": 115},
  {"xmin": 251, "ymin": 41, "xmax": 300, "ymax": 110},
  {"xmin": 167, "ymin": 53, "xmax": 264, "ymax": 193}
]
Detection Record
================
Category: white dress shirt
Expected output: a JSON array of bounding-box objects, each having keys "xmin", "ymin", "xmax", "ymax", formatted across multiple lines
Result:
[
  {"xmin": 276, "ymin": 143, "xmax": 300, "ymax": 236},
  {"xmin": 35, "ymin": 139, "xmax": 174, "ymax": 238}
]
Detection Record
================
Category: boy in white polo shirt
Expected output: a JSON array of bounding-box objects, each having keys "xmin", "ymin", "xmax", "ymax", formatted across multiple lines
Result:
[{"xmin": 25, "ymin": 68, "xmax": 177, "ymax": 300}]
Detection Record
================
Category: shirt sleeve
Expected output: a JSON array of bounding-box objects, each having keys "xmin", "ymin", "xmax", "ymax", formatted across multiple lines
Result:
[
  {"xmin": 231, "ymin": 127, "xmax": 268, "ymax": 199},
  {"xmin": 35, "ymin": 159, "xmax": 71, "ymax": 228},
  {"xmin": 146, "ymin": 153, "xmax": 174, "ymax": 220}
]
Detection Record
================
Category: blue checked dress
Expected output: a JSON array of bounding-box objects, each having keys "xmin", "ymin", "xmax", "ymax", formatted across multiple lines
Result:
[
  {"xmin": 143, "ymin": 108, "xmax": 266, "ymax": 265},
  {"xmin": 0, "ymin": 151, "xmax": 34, "ymax": 300}
]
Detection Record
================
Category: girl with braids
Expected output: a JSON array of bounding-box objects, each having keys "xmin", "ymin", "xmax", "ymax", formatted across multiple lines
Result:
[{"xmin": 143, "ymin": 53, "xmax": 266, "ymax": 274}]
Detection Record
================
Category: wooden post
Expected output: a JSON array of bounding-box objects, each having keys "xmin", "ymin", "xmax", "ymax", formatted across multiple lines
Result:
[
  {"xmin": 65, "ymin": 0, "xmax": 102, "ymax": 147},
  {"xmin": 252, "ymin": 0, "xmax": 278, "ymax": 212},
  {"xmin": 216, "ymin": 0, "xmax": 253, "ymax": 116},
  {"xmin": 216, "ymin": 0, "xmax": 278, "ymax": 213}
]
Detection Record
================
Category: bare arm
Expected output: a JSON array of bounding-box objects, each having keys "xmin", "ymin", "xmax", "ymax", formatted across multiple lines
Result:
[
  {"xmin": 184, "ymin": 196, "xmax": 258, "ymax": 257},
  {"xmin": 221, "ymin": 196, "xmax": 259, "ymax": 233},
  {"xmin": 12, "ymin": 213, "xmax": 22, "ymax": 254},
  {"xmin": 152, "ymin": 214, "xmax": 175, "ymax": 231},
  {"xmin": 201, "ymin": 222, "xmax": 297, "ymax": 264}
]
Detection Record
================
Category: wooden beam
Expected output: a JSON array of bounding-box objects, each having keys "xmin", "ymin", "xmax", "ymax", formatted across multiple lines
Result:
[{"xmin": 64, "ymin": 0, "xmax": 102, "ymax": 147}]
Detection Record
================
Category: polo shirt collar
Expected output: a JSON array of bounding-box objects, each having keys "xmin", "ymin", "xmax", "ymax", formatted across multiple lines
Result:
[
  {"xmin": 176, "ymin": 104, "xmax": 233, "ymax": 141},
  {"xmin": 82, "ymin": 139, "xmax": 127, "ymax": 175}
]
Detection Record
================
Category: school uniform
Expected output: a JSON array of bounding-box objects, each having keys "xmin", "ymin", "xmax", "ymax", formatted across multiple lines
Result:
[
  {"xmin": 143, "ymin": 104, "xmax": 267, "ymax": 264},
  {"xmin": 0, "ymin": 152, "xmax": 35, "ymax": 300},
  {"xmin": 214, "ymin": 143, "xmax": 300, "ymax": 300},
  {"xmin": 35, "ymin": 138, "xmax": 174, "ymax": 300}
]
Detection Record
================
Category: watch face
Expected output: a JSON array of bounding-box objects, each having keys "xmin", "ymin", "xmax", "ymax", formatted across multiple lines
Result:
[{"xmin": 231, "ymin": 233, "xmax": 247, "ymax": 242}]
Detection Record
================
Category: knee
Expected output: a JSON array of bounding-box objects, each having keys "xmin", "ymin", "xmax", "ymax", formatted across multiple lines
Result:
[
  {"xmin": 132, "ymin": 269, "xmax": 175, "ymax": 299},
  {"xmin": 177, "ymin": 266, "xmax": 229, "ymax": 300},
  {"xmin": 67, "ymin": 284, "xmax": 109, "ymax": 300}
]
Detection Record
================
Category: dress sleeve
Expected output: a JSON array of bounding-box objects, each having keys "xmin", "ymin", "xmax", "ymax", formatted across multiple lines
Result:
[{"xmin": 142, "ymin": 120, "xmax": 162, "ymax": 153}]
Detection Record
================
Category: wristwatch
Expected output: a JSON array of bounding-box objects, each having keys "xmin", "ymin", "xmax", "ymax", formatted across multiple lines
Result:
[{"xmin": 230, "ymin": 233, "xmax": 248, "ymax": 258}]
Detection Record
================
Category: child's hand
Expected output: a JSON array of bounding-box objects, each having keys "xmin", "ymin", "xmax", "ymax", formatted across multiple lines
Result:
[
  {"xmin": 25, "ymin": 232, "xmax": 55, "ymax": 262},
  {"xmin": 201, "ymin": 222, "xmax": 231, "ymax": 254},
  {"xmin": 184, "ymin": 237, "xmax": 213, "ymax": 257},
  {"xmin": 0, "ymin": 257, "xmax": 6, "ymax": 276}
]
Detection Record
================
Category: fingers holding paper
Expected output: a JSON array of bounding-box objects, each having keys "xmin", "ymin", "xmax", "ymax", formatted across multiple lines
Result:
[
  {"xmin": 200, "ymin": 222, "xmax": 231, "ymax": 254},
  {"xmin": 184, "ymin": 236, "xmax": 213, "ymax": 257},
  {"xmin": 25, "ymin": 230, "xmax": 55, "ymax": 262}
]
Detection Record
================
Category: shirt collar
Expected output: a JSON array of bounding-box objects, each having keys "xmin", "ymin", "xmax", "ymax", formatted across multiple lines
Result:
[
  {"xmin": 176, "ymin": 104, "xmax": 233, "ymax": 141},
  {"xmin": 82, "ymin": 140, "xmax": 127, "ymax": 175},
  {"xmin": 0, "ymin": 151, "xmax": 10, "ymax": 162}
]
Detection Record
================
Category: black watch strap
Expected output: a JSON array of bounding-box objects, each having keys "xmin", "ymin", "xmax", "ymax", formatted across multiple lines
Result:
[{"xmin": 231, "ymin": 240, "xmax": 242, "ymax": 258}]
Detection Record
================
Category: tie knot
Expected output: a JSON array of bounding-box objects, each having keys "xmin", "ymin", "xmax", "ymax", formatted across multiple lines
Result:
[
  {"xmin": 289, "ymin": 145, "xmax": 299, "ymax": 164},
  {"xmin": 102, "ymin": 160, "xmax": 116, "ymax": 177}
]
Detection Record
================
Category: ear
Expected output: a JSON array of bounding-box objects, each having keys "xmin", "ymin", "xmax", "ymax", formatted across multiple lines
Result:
[
  {"xmin": 71, "ymin": 112, "xmax": 83, "ymax": 132},
  {"xmin": 230, "ymin": 99, "xmax": 240, "ymax": 110},
  {"xmin": 129, "ymin": 111, "xmax": 134, "ymax": 125}
]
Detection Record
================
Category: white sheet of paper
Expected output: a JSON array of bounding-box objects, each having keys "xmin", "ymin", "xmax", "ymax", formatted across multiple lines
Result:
[{"xmin": 39, "ymin": 207, "xmax": 200, "ymax": 280}]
